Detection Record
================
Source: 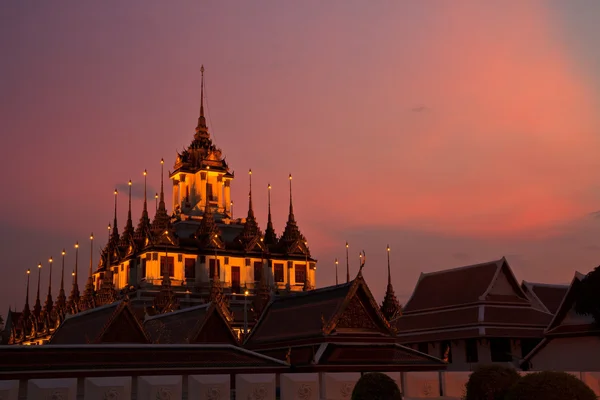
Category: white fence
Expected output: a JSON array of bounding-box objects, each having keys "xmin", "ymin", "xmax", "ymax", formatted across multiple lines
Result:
[{"xmin": 1, "ymin": 371, "xmax": 599, "ymax": 399}]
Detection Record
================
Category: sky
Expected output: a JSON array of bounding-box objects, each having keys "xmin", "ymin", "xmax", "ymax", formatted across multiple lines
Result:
[{"xmin": 2, "ymin": 1, "xmax": 600, "ymax": 315}]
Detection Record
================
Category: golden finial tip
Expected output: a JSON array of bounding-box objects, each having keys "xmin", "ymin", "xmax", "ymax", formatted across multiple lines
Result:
[
  {"xmin": 289, "ymin": 174, "xmax": 292, "ymax": 180},
  {"xmin": 143, "ymin": 169, "xmax": 147, "ymax": 176},
  {"xmin": 38, "ymin": 263, "xmax": 42, "ymax": 268},
  {"xmin": 201, "ymin": 65, "xmax": 205, "ymax": 74},
  {"xmin": 49, "ymin": 257, "xmax": 53, "ymax": 262},
  {"xmin": 27, "ymin": 269, "xmax": 31, "ymax": 274},
  {"xmin": 71, "ymin": 271, "xmax": 75, "ymax": 276},
  {"xmin": 249, "ymin": 169, "xmax": 252, "ymax": 175},
  {"xmin": 128, "ymin": 180, "xmax": 132, "ymax": 185},
  {"xmin": 268, "ymin": 183, "xmax": 271, "ymax": 189},
  {"xmin": 161, "ymin": 158, "xmax": 164, "ymax": 164},
  {"xmin": 155, "ymin": 193, "xmax": 158, "ymax": 199}
]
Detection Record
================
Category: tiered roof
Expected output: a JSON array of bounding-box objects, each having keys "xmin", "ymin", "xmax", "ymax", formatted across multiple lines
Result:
[
  {"xmin": 521, "ymin": 281, "xmax": 569, "ymax": 314},
  {"xmin": 392, "ymin": 257, "xmax": 553, "ymax": 343}
]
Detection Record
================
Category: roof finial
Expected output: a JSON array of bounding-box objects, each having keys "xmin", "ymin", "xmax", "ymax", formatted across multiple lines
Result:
[
  {"xmin": 60, "ymin": 250, "xmax": 65, "ymax": 292},
  {"xmin": 143, "ymin": 169, "xmax": 148, "ymax": 213},
  {"xmin": 121, "ymin": 179, "xmax": 134, "ymax": 244},
  {"xmin": 160, "ymin": 158, "xmax": 165, "ymax": 205},
  {"xmin": 33, "ymin": 262, "xmax": 42, "ymax": 317},
  {"xmin": 288, "ymin": 173, "xmax": 294, "ymax": 218},
  {"xmin": 345, "ymin": 242, "xmax": 350, "ymax": 283},
  {"xmin": 112, "ymin": 188, "xmax": 119, "ymax": 241},
  {"xmin": 43, "ymin": 256, "xmax": 54, "ymax": 316},
  {"xmin": 89, "ymin": 233, "xmax": 94, "ymax": 278},
  {"xmin": 196, "ymin": 65, "xmax": 208, "ymax": 133},
  {"xmin": 24, "ymin": 269, "xmax": 31, "ymax": 312},
  {"xmin": 264, "ymin": 183, "xmax": 277, "ymax": 245},
  {"xmin": 335, "ymin": 258, "xmax": 339, "ymax": 285},
  {"xmin": 248, "ymin": 169, "xmax": 254, "ymax": 217},
  {"xmin": 387, "ymin": 244, "xmax": 391, "ymax": 285}
]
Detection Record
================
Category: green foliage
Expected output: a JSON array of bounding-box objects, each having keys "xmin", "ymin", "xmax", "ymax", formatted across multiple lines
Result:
[
  {"xmin": 574, "ymin": 266, "xmax": 600, "ymax": 324},
  {"xmin": 505, "ymin": 371, "xmax": 596, "ymax": 400},
  {"xmin": 464, "ymin": 364, "xmax": 520, "ymax": 400},
  {"xmin": 351, "ymin": 372, "xmax": 402, "ymax": 400}
]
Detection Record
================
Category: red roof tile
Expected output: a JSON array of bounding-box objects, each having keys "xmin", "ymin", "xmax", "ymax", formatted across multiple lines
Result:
[
  {"xmin": 484, "ymin": 306, "xmax": 552, "ymax": 327},
  {"xmin": 403, "ymin": 260, "xmax": 502, "ymax": 312},
  {"xmin": 144, "ymin": 304, "xmax": 210, "ymax": 344},
  {"xmin": 526, "ymin": 283, "xmax": 569, "ymax": 314},
  {"xmin": 396, "ymin": 328, "xmax": 482, "ymax": 343},
  {"xmin": 394, "ymin": 307, "xmax": 479, "ymax": 332},
  {"xmin": 315, "ymin": 343, "xmax": 446, "ymax": 368}
]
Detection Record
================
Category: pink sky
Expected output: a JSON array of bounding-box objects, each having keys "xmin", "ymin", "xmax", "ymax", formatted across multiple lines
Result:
[{"xmin": 2, "ymin": 1, "xmax": 600, "ymax": 313}]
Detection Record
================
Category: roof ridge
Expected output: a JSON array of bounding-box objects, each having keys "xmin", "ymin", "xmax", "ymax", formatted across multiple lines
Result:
[
  {"xmin": 420, "ymin": 258, "xmax": 505, "ymax": 277},
  {"xmin": 522, "ymin": 281, "xmax": 570, "ymax": 289},
  {"xmin": 63, "ymin": 301, "xmax": 120, "ymax": 321},
  {"xmin": 271, "ymin": 282, "xmax": 353, "ymax": 302},
  {"xmin": 144, "ymin": 302, "xmax": 211, "ymax": 321}
]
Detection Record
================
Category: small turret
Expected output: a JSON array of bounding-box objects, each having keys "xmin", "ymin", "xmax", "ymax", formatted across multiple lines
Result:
[{"xmin": 380, "ymin": 245, "xmax": 402, "ymax": 321}]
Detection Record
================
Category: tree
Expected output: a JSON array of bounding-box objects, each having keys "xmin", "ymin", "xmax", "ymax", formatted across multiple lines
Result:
[
  {"xmin": 505, "ymin": 371, "xmax": 596, "ymax": 400},
  {"xmin": 574, "ymin": 266, "xmax": 600, "ymax": 324},
  {"xmin": 351, "ymin": 372, "xmax": 402, "ymax": 400}
]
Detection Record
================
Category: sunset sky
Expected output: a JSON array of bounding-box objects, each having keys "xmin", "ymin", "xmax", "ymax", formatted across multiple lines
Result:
[{"xmin": 2, "ymin": 1, "xmax": 600, "ymax": 314}]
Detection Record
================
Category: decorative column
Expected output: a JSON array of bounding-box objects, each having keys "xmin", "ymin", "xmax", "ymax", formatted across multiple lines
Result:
[
  {"xmin": 200, "ymin": 170, "xmax": 208, "ymax": 209},
  {"xmin": 224, "ymin": 180, "xmax": 231, "ymax": 215}
]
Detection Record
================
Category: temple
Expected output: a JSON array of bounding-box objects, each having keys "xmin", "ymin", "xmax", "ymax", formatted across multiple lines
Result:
[{"xmin": 6, "ymin": 66, "xmax": 317, "ymax": 345}]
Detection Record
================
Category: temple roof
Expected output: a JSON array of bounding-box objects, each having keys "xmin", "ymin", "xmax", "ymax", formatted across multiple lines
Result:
[
  {"xmin": 403, "ymin": 257, "xmax": 528, "ymax": 313},
  {"xmin": 245, "ymin": 273, "xmax": 393, "ymax": 348},
  {"xmin": 49, "ymin": 300, "xmax": 150, "ymax": 345},
  {"xmin": 521, "ymin": 281, "xmax": 569, "ymax": 314},
  {"xmin": 393, "ymin": 257, "xmax": 552, "ymax": 343},
  {"xmin": 144, "ymin": 302, "xmax": 237, "ymax": 345}
]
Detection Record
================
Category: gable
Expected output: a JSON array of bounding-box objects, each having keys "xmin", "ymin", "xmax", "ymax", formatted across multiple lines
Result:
[
  {"xmin": 484, "ymin": 261, "xmax": 528, "ymax": 303},
  {"xmin": 98, "ymin": 306, "xmax": 149, "ymax": 344},
  {"xmin": 192, "ymin": 308, "xmax": 238, "ymax": 345},
  {"xmin": 331, "ymin": 284, "xmax": 391, "ymax": 335}
]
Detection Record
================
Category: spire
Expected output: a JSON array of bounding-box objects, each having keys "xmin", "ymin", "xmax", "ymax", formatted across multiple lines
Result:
[
  {"xmin": 335, "ymin": 258, "xmax": 339, "ymax": 285},
  {"xmin": 43, "ymin": 257, "xmax": 54, "ymax": 316},
  {"xmin": 135, "ymin": 170, "xmax": 152, "ymax": 240},
  {"xmin": 380, "ymin": 245, "xmax": 402, "ymax": 321},
  {"xmin": 56, "ymin": 249, "xmax": 67, "ymax": 311},
  {"xmin": 67, "ymin": 242, "xmax": 80, "ymax": 312},
  {"xmin": 121, "ymin": 180, "xmax": 135, "ymax": 245},
  {"xmin": 264, "ymin": 183, "xmax": 277, "ymax": 245},
  {"xmin": 209, "ymin": 253, "xmax": 224, "ymax": 304},
  {"xmin": 33, "ymin": 263, "xmax": 42, "ymax": 318},
  {"xmin": 110, "ymin": 189, "xmax": 120, "ymax": 250},
  {"xmin": 280, "ymin": 174, "xmax": 306, "ymax": 251},
  {"xmin": 196, "ymin": 167, "xmax": 221, "ymax": 247},
  {"xmin": 195, "ymin": 65, "xmax": 208, "ymax": 135},
  {"xmin": 22, "ymin": 269, "xmax": 31, "ymax": 318},
  {"xmin": 152, "ymin": 158, "xmax": 171, "ymax": 232},
  {"xmin": 80, "ymin": 233, "xmax": 96, "ymax": 311},
  {"xmin": 345, "ymin": 242, "xmax": 350, "ymax": 283},
  {"xmin": 236, "ymin": 169, "xmax": 262, "ymax": 248}
]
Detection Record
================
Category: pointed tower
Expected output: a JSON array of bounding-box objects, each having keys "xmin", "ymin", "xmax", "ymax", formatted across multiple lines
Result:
[
  {"xmin": 154, "ymin": 258, "xmax": 177, "ymax": 313},
  {"xmin": 134, "ymin": 170, "xmax": 152, "ymax": 242},
  {"xmin": 21, "ymin": 269, "xmax": 31, "ymax": 321},
  {"xmin": 264, "ymin": 183, "xmax": 277, "ymax": 246},
  {"xmin": 252, "ymin": 265, "xmax": 271, "ymax": 320},
  {"xmin": 55, "ymin": 250, "xmax": 67, "ymax": 312},
  {"xmin": 170, "ymin": 66, "xmax": 234, "ymax": 220},
  {"xmin": 33, "ymin": 263, "xmax": 42, "ymax": 318},
  {"xmin": 380, "ymin": 245, "xmax": 402, "ymax": 321},
  {"xmin": 209, "ymin": 254, "xmax": 224, "ymax": 304},
  {"xmin": 42, "ymin": 257, "xmax": 54, "ymax": 318},
  {"xmin": 235, "ymin": 169, "xmax": 263, "ymax": 249},
  {"xmin": 80, "ymin": 233, "xmax": 96, "ymax": 311},
  {"xmin": 120, "ymin": 180, "xmax": 135, "ymax": 247},
  {"xmin": 111, "ymin": 189, "xmax": 120, "ymax": 247},
  {"xmin": 152, "ymin": 159, "xmax": 171, "ymax": 233},
  {"xmin": 279, "ymin": 174, "xmax": 306, "ymax": 252},
  {"xmin": 67, "ymin": 242, "xmax": 81, "ymax": 313}
]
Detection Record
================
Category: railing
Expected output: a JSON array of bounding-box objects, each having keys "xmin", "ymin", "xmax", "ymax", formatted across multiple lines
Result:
[{"xmin": 1, "ymin": 371, "xmax": 599, "ymax": 399}]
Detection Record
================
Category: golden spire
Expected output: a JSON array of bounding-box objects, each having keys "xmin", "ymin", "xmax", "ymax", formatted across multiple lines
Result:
[
  {"xmin": 152, "ymin": 158, "xmax": 171, "ymax": 232},
  {"xmin": 56, "ymin": 249, "xmax": 67, "ymax": 311},
  {"xmin": 387, "ymin": 244, "xmax": 391, "ymax": 285},
  {"xmin": 135, "ymin": 170, "xmax": 151, "ymax": 240},
  {"xmin": 248, "ymin": 169, "xmax": 254, "ymax": 218},
  {"xmin": 43, "ymin": 256, "xmax": 54, "ymax": 316},
  {"xmin": 89, "ymin": 232, "xmax": 94, "ymax": 278},
  {"xmin": 121, "ymin": 180, "xmax": 134, "ymax": 244},
  {"xmin": 381, "ymin": 243, "xmax": 402, "ymax": 321},
  {"xmin": 111, "ymin": 189, "xmax": 119, "ymax": 241}
]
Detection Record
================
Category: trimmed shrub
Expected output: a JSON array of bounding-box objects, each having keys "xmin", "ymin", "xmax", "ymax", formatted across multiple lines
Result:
[
  {"xmin": 351, "ymin": 372, "xmax": 402, "ymax": 400},
  {"xmin": 505, "ymin": 371, "xmax": 596, "ymax": 400},
  {"xmin": 464, "ymin": 364, "xmax": 520, "ymax": 400}
]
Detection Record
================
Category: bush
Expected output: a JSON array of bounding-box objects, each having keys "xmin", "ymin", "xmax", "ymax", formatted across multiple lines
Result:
[
  {"xmin": 505, "ymin": 371, "xmax": 596, "ymax": 400},
  {"xmin": 464, "ymin": 365, "xmax": 520, "ymax": 400},
  {"xmin": 351, "ymin": 372, "xmax": 402, "ymax": 400}
]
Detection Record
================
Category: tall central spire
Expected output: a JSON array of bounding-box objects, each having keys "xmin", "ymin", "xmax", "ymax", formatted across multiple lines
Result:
[
  {"xmin": 280, "ymin": 174, "xmax": 306, "ymax": 251},
  {"xmin": 195, "ymin": 65, "xmax": 208, "ymax": 135}
]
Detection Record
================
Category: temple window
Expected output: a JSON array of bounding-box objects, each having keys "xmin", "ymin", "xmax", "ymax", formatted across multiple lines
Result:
[
  {"xmin": 245, "ymin": 258, "xmax": 251, "ymax": 266},
  {"xmin": 490, "ymin": 338, "xmax": 512, "ymax": 362},
  {"xmin": 466, "ymin": 338, "xmax": 479, "ymax": 363},
  {"xmin": 231, "ymin": 266, "xmax": 241, "ymax": 293},
  {"xmin": 152, "ymin": 253, "xmax": 158, "ymax": 261},
  {"xmin": 141, "ymin": 259, "xmax": 147, "ymax": 278},
  {"xmin": 295, "ymin": 264, "xmax": 307, "ymax": 284},
  {"xmin": 177, "ymin": 254, "xmax": 183, "ymax": 262},
  {"xmin": 160, "ymin": 256, "xmax": 175, "ymax": 277},
  {"xmin": 224, "ymin": 256, "xmax": 230, "ymax": 265},
  {"xmin": 253, "ymin": 261, "xmax": 262, "ymax": 281},
  {"xmin": 274, "ymin": 263, "xmax": 284, "ymax": 282},
  {"xmin": 184, "ymin": 258, "xmax": 195, "ymax": 279}
]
